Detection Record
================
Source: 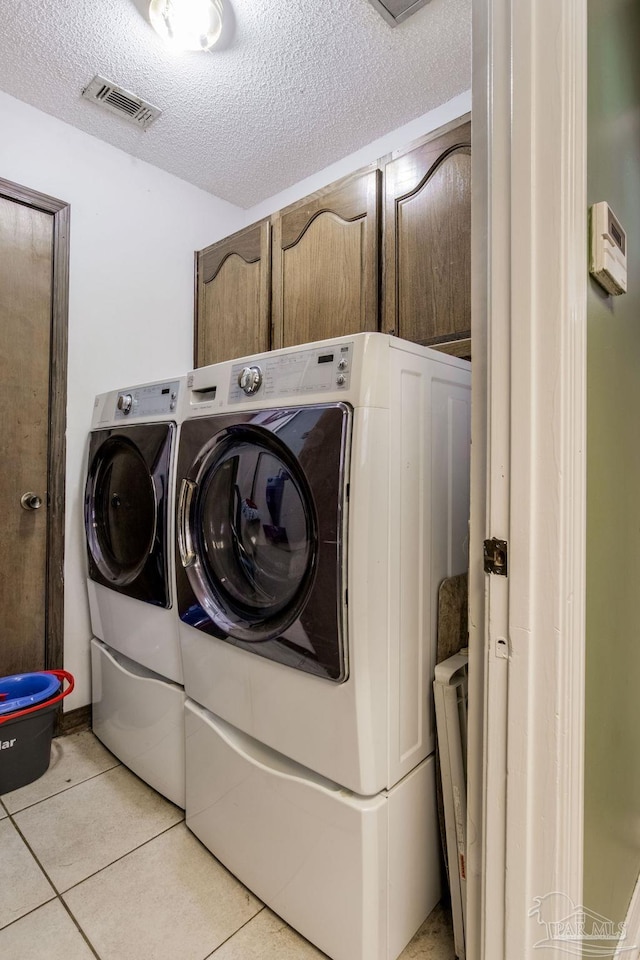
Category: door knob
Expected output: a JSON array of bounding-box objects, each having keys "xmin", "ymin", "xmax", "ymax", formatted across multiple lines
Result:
[{"xmin": 21, "ymin": 492, "xmax": 43, "ymax": 510}]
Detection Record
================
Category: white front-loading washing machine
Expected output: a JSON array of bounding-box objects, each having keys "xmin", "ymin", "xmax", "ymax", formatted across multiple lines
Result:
[
  {"xmin": 85, "ymin": 377, "xmax": 186, "ymax": 807},
  {"xmin": 176, "ymin": 334, "xmax": 471, "ymax": 960}
]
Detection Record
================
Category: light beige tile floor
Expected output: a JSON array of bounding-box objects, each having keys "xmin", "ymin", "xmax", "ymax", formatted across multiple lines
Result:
[{"xmin": 0, "ymin": 730, "xmax": 457, "ymax": 960}]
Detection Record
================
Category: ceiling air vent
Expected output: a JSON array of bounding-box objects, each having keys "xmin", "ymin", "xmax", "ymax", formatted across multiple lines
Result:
[
  {"xmin": 82, "ymin": 76, "xmax": 161, "ymax": 130},
  {"xmin": 367, "ymin": 0, "xmax": 432, "ymax": 26}
]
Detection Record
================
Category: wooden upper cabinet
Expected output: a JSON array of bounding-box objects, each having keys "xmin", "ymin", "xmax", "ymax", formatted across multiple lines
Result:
[
  {"xmin": 271, "ymin": 166, "xmax": 381, "ymax": 349},
  {"xmin": 195, "ymin": 219, "xmax": 271, "ymax": 367},
  {"xmin": 383, "ymin": 120, "xmax": 471, "ymax": 349},
  {"xmin": 194, "ymin": 122, "xmax": 471, "ymax": 364}
]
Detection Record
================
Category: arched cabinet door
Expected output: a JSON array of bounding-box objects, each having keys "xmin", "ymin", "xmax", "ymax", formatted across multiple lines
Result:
[
  {"xmin": 195, "ymin": 219, "xmax": 271, "ymax": 367},
  {"xmin": 383, "ymin": 120, "xmax": 471, "ymax": 355},
  {"xmin": 271, "ymin": 166, "xmax": 381, "ymax": 349}
]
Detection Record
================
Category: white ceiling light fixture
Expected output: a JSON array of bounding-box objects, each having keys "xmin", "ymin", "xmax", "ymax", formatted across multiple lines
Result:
[{"xmin": 149, "ymin": 0, "xmax": 223, "ymax": 52}]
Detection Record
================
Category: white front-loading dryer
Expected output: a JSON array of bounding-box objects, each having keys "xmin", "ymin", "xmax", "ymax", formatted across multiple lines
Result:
[
  {"xmin": 177, "ymin": 334, "xmax": 471, "ymax": 794},
  {"xmin": 85, "ymin": 377, "xmax": 186, "ymax": 807},
  {"xmin": 177, "ymin": 334, "xmax": 471, "ymax": 960}
]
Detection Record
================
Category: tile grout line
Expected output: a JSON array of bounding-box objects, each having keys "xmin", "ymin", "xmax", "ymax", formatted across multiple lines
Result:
[
  {"xmin": 58, "ymin": 894, "xmax": 104, "ymax": 960},
  {"xmin": 0, "ymin": 892, "xmax": 57, "ymax": 934},
  {"xmin": 0, "ymin": 759, "xmax": 122, "ymax": 816},
  {"xmin": 0, "ymin": 812, "xmax": 59, "ymax": 939},
  {"xmin": 59, "ymin": 817, "xmax": 186, "ymax": 895},
  {"xmin": 0, "ymin": 821, "xmax": 103, "ymax": 960},
  {"xmin": 201, "ymin": 905, "xmax": 267, "ymax": 959},
  {"xmin": 6, "ymin": 808, "xmax": 61, "ymax": 892}
]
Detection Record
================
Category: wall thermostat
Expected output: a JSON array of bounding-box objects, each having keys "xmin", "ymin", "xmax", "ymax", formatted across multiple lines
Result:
[{"xmin": 589, "ymin": 201, "xmax": 627, "ymax": 296}]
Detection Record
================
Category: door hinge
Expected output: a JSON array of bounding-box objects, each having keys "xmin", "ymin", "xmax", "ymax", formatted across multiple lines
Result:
[{"xmin": 483, "ymin": 538, "xmax": 508, "ymax": 577}]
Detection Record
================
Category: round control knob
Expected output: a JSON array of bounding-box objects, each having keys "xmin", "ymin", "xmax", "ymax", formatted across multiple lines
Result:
[
  {"xmin": 117, "ymin": 393, "xmax": 133, "ymax": 415},
  {"xmin": 336, "ymin": 374, "xmax": 346, "ymax": 386},
  {"xmin": 338, "ymin": 358, "xmax": 348, "ymax": 370},
  {"xmin": 237, "ymin": 365, "xmax": 263, "ymax": 396}
]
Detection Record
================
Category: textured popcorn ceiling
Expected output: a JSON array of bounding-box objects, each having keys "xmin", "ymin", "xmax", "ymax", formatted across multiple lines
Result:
[{"xmin": 0, "ymin": 0, "xmax": 471, "ymax": 208}]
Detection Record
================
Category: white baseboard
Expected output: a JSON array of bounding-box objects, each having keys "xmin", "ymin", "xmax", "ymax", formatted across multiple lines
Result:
[{"xmin": 616, "ymin": 874, "xmax": 640, "ymax": 959}]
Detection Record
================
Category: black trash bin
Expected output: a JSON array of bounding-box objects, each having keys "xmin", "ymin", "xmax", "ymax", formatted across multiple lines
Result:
[{"xmin": 0, "ymin": 670, "xmax": 74, "ymax": 794}]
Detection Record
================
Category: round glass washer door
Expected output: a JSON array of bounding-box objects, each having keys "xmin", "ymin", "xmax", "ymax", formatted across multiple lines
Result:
[
  {"xmin": 85, "ymin": 435, "xmax": 157, "ymax": 586},
  {"xmin": 182, "ymin": 424, "xmax": 318, "ymax": 643}
]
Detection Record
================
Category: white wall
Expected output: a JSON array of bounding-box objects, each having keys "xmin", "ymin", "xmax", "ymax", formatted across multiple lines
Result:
[
  {"xmin": 0, "ymin": 87, "xmax": 471, "ymax": 712},
  {"xmin": 0, "ymin": 90, "xmax": 245, "ymax": 709}
]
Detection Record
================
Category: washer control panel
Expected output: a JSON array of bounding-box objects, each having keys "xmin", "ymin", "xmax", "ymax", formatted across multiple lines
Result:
[
  {"xmin": 229, "ymin": 343, "xmax": 353, "ymax": 403},
  {"xmin": 113, "ymin": 380, "xmax": 181, "ymax": 419}
]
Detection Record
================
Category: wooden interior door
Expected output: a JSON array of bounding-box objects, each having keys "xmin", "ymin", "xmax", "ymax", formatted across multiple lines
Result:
[
  {"xmin": 272, "ymin": 166, "xmax": 381, "ymax": 349},
  {"xmin": 0, "ymin": 180, "xmax": 69, "ymax": 677},
  {"xmin": 384, "ymin": 120, "xmax": 472, "ymax": 353},
  {"xmin": 195, "ymin": 219, "xmax": 271, "ymax": 367}
]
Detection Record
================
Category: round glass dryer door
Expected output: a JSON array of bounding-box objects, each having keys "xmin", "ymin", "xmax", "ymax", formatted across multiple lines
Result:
[
  {"xmin": 177, "ymin": 403, "xmax": 350, "ymax": 680},
  {"xmin": 87, "ymin": 436, "xmax": 156, "ymax": 584},
  {"xmin": 84, "ymin": 422, "xmax": 174, "ymax": 605},
  {"xmin": 183, "ymin": 425, "xmax": 318, "ymax": 643}
]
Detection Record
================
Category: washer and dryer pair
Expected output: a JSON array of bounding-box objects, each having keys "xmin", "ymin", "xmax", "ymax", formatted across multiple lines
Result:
[{"xmin": 84, "ymin": 333, "xmax": 471, "ymax": 960}]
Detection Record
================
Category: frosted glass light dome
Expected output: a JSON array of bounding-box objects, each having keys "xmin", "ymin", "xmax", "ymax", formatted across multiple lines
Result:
[{"xmin": 149, "ymin": 0, "xmax": 223, "ymax": 52}]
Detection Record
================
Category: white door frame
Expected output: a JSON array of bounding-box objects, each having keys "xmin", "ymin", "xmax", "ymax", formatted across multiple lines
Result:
[{"xmin": 468, "ymin": 1, "xmax": 588, "ymax": 957}]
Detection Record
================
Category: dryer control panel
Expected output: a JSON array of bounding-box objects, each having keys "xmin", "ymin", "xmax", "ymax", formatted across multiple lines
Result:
[
  {"xmin": 229, "ymin": 342, "xmax": 354, "ymax": 403},
  {"xmin": 113, "ymin": 380, "xmax": 182, "ymax": 419}
]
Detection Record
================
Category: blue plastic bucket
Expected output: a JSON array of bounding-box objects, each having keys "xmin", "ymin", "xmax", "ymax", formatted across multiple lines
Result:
[{"xmin": 0, "ymin": 673, "xmax": 61, "ymax": 716}]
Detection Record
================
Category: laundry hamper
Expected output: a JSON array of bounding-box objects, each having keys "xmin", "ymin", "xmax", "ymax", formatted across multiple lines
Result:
[{"xmin": 0, "ymin": 670, "xmax": 74, "ymax": 793}]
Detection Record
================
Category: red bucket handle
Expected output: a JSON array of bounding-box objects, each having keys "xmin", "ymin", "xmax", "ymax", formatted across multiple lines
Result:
[{"xmin": 0, "ymin": 670, "xmax": 74, "ymax": 725}]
